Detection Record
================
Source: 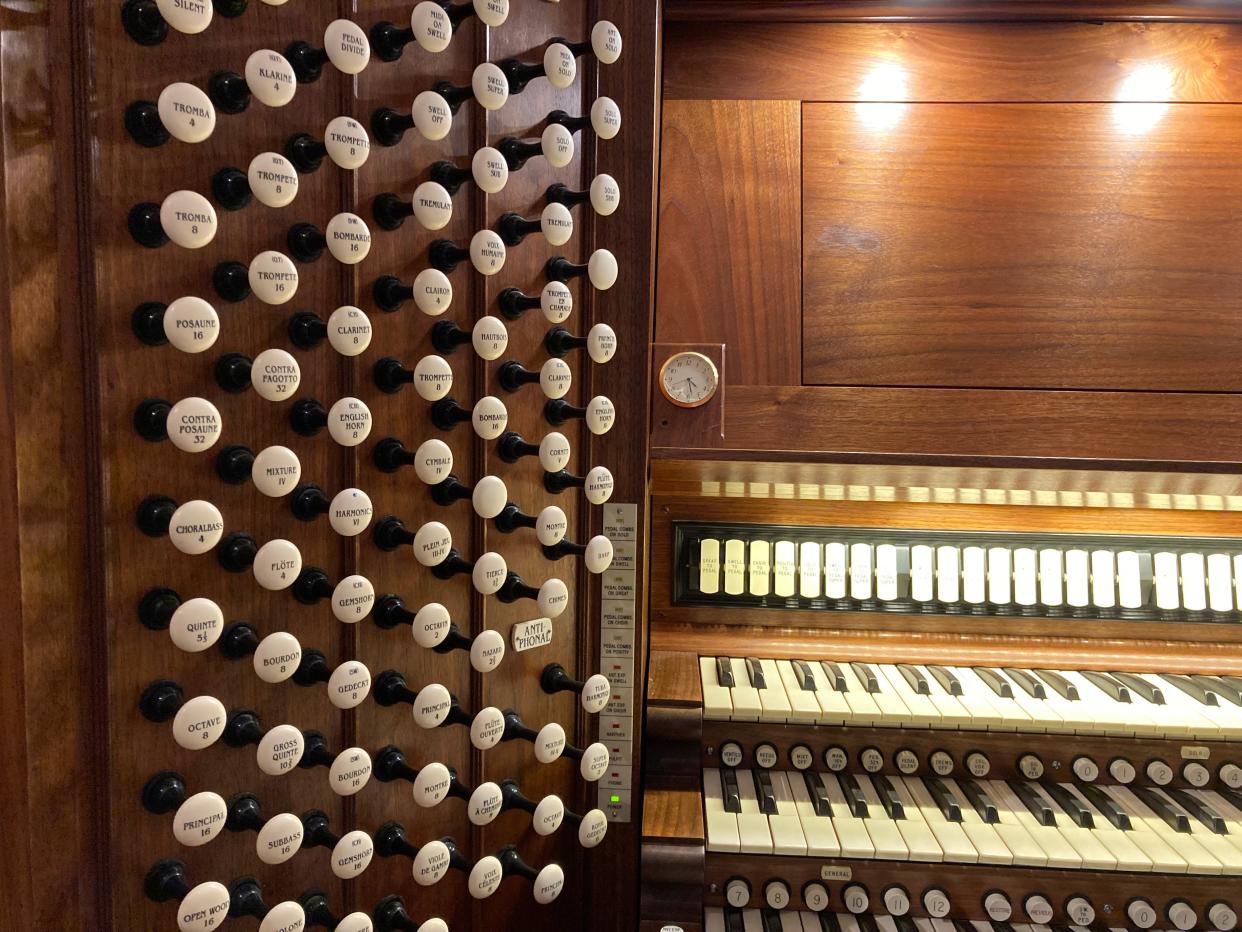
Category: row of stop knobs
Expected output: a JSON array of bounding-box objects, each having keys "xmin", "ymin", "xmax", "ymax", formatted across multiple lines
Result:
[{"xmin": 722, "ymin": 877, "xmax": 1238, "ymax": 930}]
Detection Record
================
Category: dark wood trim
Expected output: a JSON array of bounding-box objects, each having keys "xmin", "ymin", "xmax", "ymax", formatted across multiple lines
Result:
[{"xmin": 664, "ymin": 1, "xmax": 1242, "ymax": 23}]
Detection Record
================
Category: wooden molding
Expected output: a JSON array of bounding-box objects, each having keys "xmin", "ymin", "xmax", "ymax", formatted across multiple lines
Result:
[{"xmin": 665, "ymin": 1, "xmax": 1242, "ymax": 23}]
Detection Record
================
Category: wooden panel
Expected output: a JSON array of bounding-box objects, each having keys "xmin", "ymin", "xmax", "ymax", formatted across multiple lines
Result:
[
  {"xmin": 803, "ymin": 102, "xmax": 1242, "ymax": 391},
  {"xmin": 656, "ymin": 100, "xmax": 801, "ymax": 385},
  {"xmin": 640, "ymin": 787, "xmax": 704, "ymax": 844},
  {"xmin": 655, "ymin": 384, "xmax": 1242, "ymax": 468},
  {"xmin": 666, "ymin": 1, "xmax": 1242, "ymax": 23},
  {"xmin": 665, "ymin": 21, "xmax": 1242, "ymax": 100}
]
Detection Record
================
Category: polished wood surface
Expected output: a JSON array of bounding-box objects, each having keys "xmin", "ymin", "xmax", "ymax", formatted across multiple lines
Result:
[
  {"xmin": 656, "ymin": 101, "xmax": 801, "ymax": 386},
  {"xmin": 641, "ymin": 786, "xmax": 705, "ymax": 844},
  {"xmin": 665, "ymin": 1, "xmax": 1242, "ymax": 22},
  {"xmin": 803, "ymin": 102, "xmax": 1242, "ymax": 392},
  {"xmin": 666, "ymin": 22, "xmax": 1242, "ymax": 100}
]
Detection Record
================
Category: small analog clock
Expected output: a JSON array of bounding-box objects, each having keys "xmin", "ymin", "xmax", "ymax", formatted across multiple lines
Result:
[{"xmin": 658, "ymin": 351, "xmax": 719, "ymax": 408}]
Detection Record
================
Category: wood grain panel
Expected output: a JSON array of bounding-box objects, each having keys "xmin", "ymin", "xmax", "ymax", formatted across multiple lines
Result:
[
  {"xmin": 665, "ymin": 22, "xmax": 1242, "ymax": 101},
  {"xmin": 656, "ymin": 100, "xmax": 801, "ymax": 386},
  {"xmin": 665, "ymin": 1, "xmax": 1242, "ymax": 23},
  {"xmin": 640, "ymin": 787, "xmax": 705, "ymax": 844},
  {"xmin": 803, "ymin": 102, "xmax": 1242, "ymax": 391}
]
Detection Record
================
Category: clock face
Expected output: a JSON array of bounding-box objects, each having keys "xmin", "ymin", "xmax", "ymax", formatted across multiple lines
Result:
[{"xmin": 659, "ymin": 351, "xmax": 719, "ymax": 408}]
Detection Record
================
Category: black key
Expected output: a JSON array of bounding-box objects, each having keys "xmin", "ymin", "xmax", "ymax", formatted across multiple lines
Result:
[
  {"xmin": 721, "ymin": 768, "xmax": 741, "ymax": 813},
  {"xmin": 1133, "ymin": 786, "xmax": 1192, "ymax": 833},
  {"xmin": 791, "ymin": 659, "xmax": 816, "ymax": 690},
  {"xmin": 1221, "ymin": 674, "xmax": 1242, "ymax": 693},
  {"xmin": 1222, "ymin": 786, "xmax": 1242, "ymax": 811},
  {"xmin": 754, "ymin": 769, "xmax": 777, "ymax": 815},
  {"xmin": 1160, "ymin": 672, "xmax": 1220, "ymax": 707},
  {"xmin": 856, "ymin": 914, "xmax": 880, "ymax": 932},
  {"xmin": 1041, "ymin": 782, "xmax": 1094, "ymax": 828},
  {"xmin": 838, "ymin": 773, "xmax": 870, "ymax": 818},
  {"xmin": 744, "ymin": 657, "xmax": 766, "ymax": 690},
  {"xmin": 1166, "ymin": 787, "xmax": 1228, "ymax": 834},
  {"xmin": 952, "ymin": 920, "xmax": 976, "ymax": 932},
  {"xmin": 1011, "ymin": 781, "xmax": 1056, "ymax": 826},
  {"xmin": 1111, "ymin": 671, "xmax": 1164, "ymax": 704},
  {"xmin": 1082, "ymin": 671, "xmax": 1130, "ymax": 703},
  {"xmin": 715, "ymin": 656, "xmax": 735, "ymax": 688},
  {"xmin": 761, "ymin": 909, "xmax": 783, "ymax": 932},
  {"xmin": 926, "ymin": 665, "xmax": 963, "ymax": 696},
  {"xmin": 872, "ymin": 774, "xmax": 905, "ymax": 820},
  {"xmin": 895, "ymin": 918, "xmax": 919, "ymax": 932},
  {"xmin": 819, "ymin": 912, "xmax": 842, "ymax": 932},
  {"xmin": 959, "ymin": 779, "xmax": 999, "ymax": 824},
  {"xmin": 850, "ymin": 662, "xmax": 881, "ymax": 693},
  {"xmin": 1033, "ymin": 669, "xmax": 1079, "ymax": 700},
  {"xmin": 1194, "ymin": 674, "xmax": 1242, "ymax": 707},
  {"xmin": 822, "ymin": 661, "xmax": 848, "ymax": 692},
  {"xmin": 1079, "ymin": 783, "xmax": 1131, "ymax": 830},
  {"xmin": 897, "ymin": 664, "xmax": 930, "ymax": 694},
  {"xmin": 924, "ymin": 777, "xmax": 963, "ymax": 822},
  {"xmin": 724, "ymin": 908, "xmax": 746, "ymax": 932},
  {"xmin": 976, "ymin": 667, "xmax": 1014, "ymax": 699},
  {"xmin": 804, "ymin": 771, "xmax": 832, "ymax": 817},
  {"xmin": 1003, "ymin": 667, "xmax": 1046, "ymax": 699},
  {"xmin": 992, "ymin": 922, "xmax": 1016, "ymax": 932}
]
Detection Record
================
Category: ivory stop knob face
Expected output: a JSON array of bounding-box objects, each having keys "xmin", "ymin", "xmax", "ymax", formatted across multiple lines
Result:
[
  {"xmin": 1168, "ymin": 903, "xmax": 1198, "ymax": 931},
  {"xmin": 593, "ymin": 20, "xmax": 623, "ymax": 63},
  {"xmin": 1210, "ymin": 903, "xmax": 1239, "ymax": 932},
  {"xmin": 248, "ymin": 251, "xmax": 299, "ymax": 305},
  {"xmin": 590, "ymin": 174, "xmax": 621, "ymax": 216},
  {"xmin": 259, "ymin": 902, "xmax": 305, "ymax": 932},
  {"xmin": 325, "ymin": 212, "xmax": 371, "ymax": 264},
  {"xmin": 176, "ymin": 881, "xmax": 231, "ymax": 932},
  {"xmin": 471, "ymin": 63, "xmax": 509, "ymax": 110},
  {"xmin": 539, "ymin": 578, "xmax": 569, "ymax": 617},
  {"xmin": 581, "ymin": 673, "xmax": 611, "ymax": 713},
  {"xmin": 335, "ymin": 915, "xmax": 372, "ymax": 932},
  {"xmin": 327, "ymin": 397, "xmax": 371, "ymax": 446},
  {"xmin": 166, "ymin": 397, "xmax": 221, "ymax": 453},
  {"xmin": 578, "ymin": 808, "xmax": 609, "ymax": 848},
  {"xmin": 327, "ymin": 306, "xmax": 372, "ymax": 356},
  {"xmin": 533, "ymin": 863, "xmax": 565, "ymax": 904},
  {"xmin": 328, "ymin": 661, "xmax": 372, "ymax": 709},
  {"xmin": 329, "ymin": 488, "xmax": 373, "ymax": 537},
  {"xmin": 540, "ymin": 358, "xmax": 573, "ymax": 399},
  {"xmin": 470, "ymin": 231, "xmax": 507, "ymax": 276},
  {"xmin": 413, "ymin": 839, "xmax": 451, "ymax": 885},
  {"xmin": 472, "ymin": 146, "xmax": 508, "ymax": 194},
  {"xmin": 163, "ymin": 296, "xmax": 219, "ymax": 353},
  {"xmin": 545, "ymin": 44, "xmax": 577, "ymax": 89},
  {"xmin": 412, "ymin": 683, "xmax": 452, "ymax": 727},
  {"xmin": 587, "ymin": 248, "xmax": 619, "ymax": 289},
  {"xmin": 533, "ymin": 794, "xmax": 565, "ymax": 835},
  {"xmin": 983, "ymin": 891, "xmax": 1012, "ymax": 921},
  {"xmin": 245, "ymin": 50, "xmax": 297, "ymax": 108},
  {"xmin": 158, "ymin": 83, "xmax": 217, "ymax": 144},
  {"xmin": 411, "ymin": 2, "xmax": 451, "ymax": 53},
  {"xmin": 169, "ymin": 597, "xmax": 224, "ymax": 653},
  {"xmin": 765, "ymin": 881, "xmax": 791, "ymax": 910},
  {"xmin": 470, "ymin": 629, "xmax": 505, "ymax": 673},
  {"xmin": 472, "ymin": 552, "xmax": 508, "ymax": 594},
  {"xmin": 584, "ymin": 396, "xmax": 616, "ymax": 435},
  {"xmin": 256, "ymin": 813, "xmax": 303, "ymax": 864},
  {"xmin": 541, "ymin": 203, "xmax": 575, "ymax": 246},
  {"xmin": 539, "ymin": 432, "xmax": 572, "ymax": 472},
  {"xmin": 414, "ymin": 268, "xmax": 453, "ymax": 316},
  {"xmin": 413, "ymin": 521, "xmax": 453, "ymax": 566},
  {"xmin": 413, "ymin": 90, "xmax": 453, "ymax": 141},
  {"xmin": 587, "ymin": 323, "xmax": 618, "ymax": 363},
  {"xmin": 592, "ymin": 96, "xmax": 622, "ymax": 139},
  {"xmin": 536, "ymin": 506, "xmax": 568, "ymax": 546},
  {"xmin": 580, "ymin": 742, "xmax": 611, "ymax": 781},
  {"xmin": 1128, "ymin": 900, "xmax": 1158, "ymax": 929},
  {"xmin": 541, "ymin": 281, "xmax": 573, "ymax": 322},
  {"xmin": 542, "ymin": 124, "xmax": 575, "ymax": 168},
  {"xmin": 725, "ymin": 879, "xmax": 750, "ymax": 908},
  {"xmin": 415, "ymin": 439, "xmax": 454, "ymax": 484},
  {"xmin": 413, "ymin": 182, "xmax": 453, "ymax": 231},
  {"xmin": 1024, "ymin": 895, "xmax": 1054, "ymax": 924},
  {"xmin": 323, "ymin": 19, "xmax": 370, "ymax": 74},
  {"xmin": 323, "ymin": 115, "xmax": 370, "ymax": 170},
  {"xmin": 248, "ymin": 152, "xmax": 298, "ymax": 208},
  {"xmin": 472, "ymin": 317, "xmax": 508, "ymax": 359},
  {"xmin": 251, "ymin": 348, "xmax": 300, "ymax": 401},
  {"xmin": 468, "ymin": 855, "xmax": 503, "ymax": 899},
  {"xmin": 471, "ymin": 475, "xmax": 508, "ymax": 518},
  {"xmin": 467, "ymin": 781, "xmax": 503, "ymax": 825},
  {"xmin": 253, "ymin": 539, "xmax": 301, "ymax": 590},
  {"xmin": 534, "ymin": 722, "xmax": 567, "ymax": 763},
  {"xmin": 470, "ymin": 706, "xmax": 506, "ymax": 749},
  {"xmin": 331, "ymin": 830, "xmax": 374, "ymax": 878},
  {"xmin": 473, "ymin": 0, "xmax": 510, "ymax": 27},
  {"xmin": 257, "ymin": 724, "xmax": 305, "ymax": 775},
  {"xmin": 584, "ymin": 535, "xmax": 615, "ymax": 574},
  {"xmin": 156, "ymin": 0, "xmax": 211, "ymax": 34},
  {"xmin": 413, "ymin": 603, "xmax": 452, "ymax": 648},
  {"xmin": 169, "ymin": 499, "xmax": 224, "ymax": 555},
  {"xmin": 253, "ymin": 631, "xmax": 301, "ymax": 682},
  {"xmin": 1066, "ymin": 897, "xmax": 1095, "ymax": 927},
  {"xmin": 329, "ymin": 747, "xmax": 372, "ymax": 796},
  {"xmin": 160, "ymin": 190, "xmax": 217, "ymax": 248},
  {"xmin": 172, "ymin": 791, "xmax": 228, "ymax": 847},
  {"xmin": 251, "ymin": 446, "xmax": 300, "ymax": 498},
  {"xmin": 332, "ymin": 575, "xmax": 375, "ymax": 623},
  {"xmin": 172, "ymin": 695, "xmax": 227, "ymax": 749},
  {"xmin": 413, "ymin": 761, "xmax": 452, "ymax": 807},
  {"xmin": 471, "ymin": 395, "xmax": 509, "ymax": 439}
]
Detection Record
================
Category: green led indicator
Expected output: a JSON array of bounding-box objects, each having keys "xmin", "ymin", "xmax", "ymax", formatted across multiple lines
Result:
[{"xmin": 610, "ymin": 794, "xmax": 621, "ymax": 804}]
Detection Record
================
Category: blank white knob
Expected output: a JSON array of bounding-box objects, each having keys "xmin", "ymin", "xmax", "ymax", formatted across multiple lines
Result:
[{"xmin": 471, "ymin": 475, "xmax": 508, "ymax": 519}]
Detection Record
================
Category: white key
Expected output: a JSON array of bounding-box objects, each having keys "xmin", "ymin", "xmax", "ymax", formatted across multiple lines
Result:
[
  {"xmin": 800, "ymin": 542, "xmax": 823, "ymax": 599},
  {"xmin": 748, "ymin": 540, "xmax": 771, "ymax": 597},
  {"xmin": 1030, "ymin": 670, "xmax": 1106, "ymax": 737},
  {"xmin": 984, "ymin": 779, "xmax": 1081, "ymax": 868},
  {"xmin": 699, "ymin": 538, "xmax": 720, "ymax": 594},
  {"xmin": 1182, "ymin": 553, "xmax": 1208, "ymax": 611},
  {"xmin": 988, "ymin": 547, "xmax": 1013, "ymax": 606},
  {"xmin": 849, "ymin": 542, "xmax": 873, "ymax": 600},
  {"xmin": 824, "ymin": 542, "xmax": 847, "ymax": 599},
  {"xmin": 1058, "ymin": 782, "xmax": 1152, "ymax": 871},
  {"xmin": 1140, "ymin": 672, "xmax": 1242, "ymax": 740},
  {"xmin": 768, "ymin": 771, "xmax": 808, "ymax": 855},
  {"xmin": 756, "ymin": 658, "xmax": 792, "ymax": 722},
  {"xmin": 1038, "ymin": 548, "xmax": 1064, "ymax": 608},
  {"xmin": 1208, "ymin": 553, "xmax": 1234, "ymax": 612},
  {"xmin": 801, "ymin": 914, "xmax": 822, "ymax": 932},
  {"xmin": 844, "ymin": 662, "xmax": 910, "ymax": 726},
  {"xmin": 939, "ymin": 777, "xmax": 1021, "ymax": 866},
  {"xmin": 874, "ymin": 665, "xmax": 939, "ymax": 728},
  {"xmin": 1194, "ymin": 789, "xmax": 1242, "ymax": 865},
  {"xmin": 806, "ymin": 661, "xmax": 852, "ymax": 726},
  {"xmin": 850, "ymin": 775, "xmax": 908, "ymax": 859},
  {"xmin": 735, "ymin": 769, "xmax": 774, "ymax": 854},
  {"xmin": 1235, "ymin": 554, "xmax": 1242, "ymax": 612},
  {"xmin": 1013, "ymin": 547, "xmax": 1037, "ymax": 608},
  {"xmin": 1024, "ymin": 782, "xmax": 1115, "ymax": 869},
  {"xmin": 705, "ymin": 907, "xmax": 725, "ymax": 932},
  {"xmin": 787, "ymin": 771, "xmax": 842, "ymax": 857},
  {"xmin": 1154, "ymin": 551, "xmax": 1181, "ymax": 610},
  {"xmin": 773, "ymin": 541, "xmax": 797, "ymax": 597},
  {"xmin": 1056, "ymin": 670, "xmax": 1141, "ymax": 736},
  {"xmin": 1090, "ymin": 550, "xmax": 1117, "ymax": 610},
  {"xmin": 743, "ymin": 909, "xmax": 763, "ymax": 932},
  {"xmin": 1000, "ymin": 671, "xmax": 1064, "ymax": 734},
  {"xmin": 1081, "ymin": 784, "xmax": 1184, "ymax": 873},
  {"xmin": 776, "ymin": 660, "xmax": 821, "ymax": 723},
  {"xmin": 703, "ymin": 768, "xmax": 739, "ymax": 852},
  {"xmin": 936, "ymin": 545, "xmax": 960, "ymax": 604},
  {"xmin": 726, "ymin": 657, "xmax": 762, "ymax": 722},
  {"xmin": 1117, "ymin": 551, "xmax": 1151, "ymax": 610},
  {"xmin": 819, "ymin": 773, "xmax": 876, "ymax": 858},
  {"xmin": 1065, "ymin": 549, "xmax": 1090, "ymax": 610},
  {"xmin": 779, "ymin": 912, "xmax": 802, "ymax": 932},
  {"xmin": 722, "ymin": 539, "xmax": 746, "ymax": 596},
  {"xmin": 930, "ymin": 667, "xmax": 1002, "ymax": 730},
  {"xmin": 875, "ymin": 544, "xmax": 908, "ymax": 601},
  {"xmin": 1147, "ymin": 787, "xmax": 1242, "ymax": 872},
  {"xmin": 962, "ymin": 546, "xmax": 986, "ymax": 607},
  {"xmin": 876, "ymin": 775, "xmax": 943, "ymax": 861},
  {"xmin": 911, "ymin": 544, "xmax": 935, "ymax": 604},
  {"xmin": 951, "ymin": 666, "xmax": 1027, "ymax": 731},
  {"xmin": 825, "ymin": 662, "xmax": 883, "ymax": 725},
  {"xmin": 1103, "ymin": 784, "xmax": 1220, "ymax": 874},
  {"xmin": 900, "ymin": 777, "xmax": 978, "ymax": 863},
  {"xmin": 700, "ymin": 657, "xmax": 733, "ymax": 721}
]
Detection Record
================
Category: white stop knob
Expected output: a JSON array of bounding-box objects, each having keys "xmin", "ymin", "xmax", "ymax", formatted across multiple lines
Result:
[{"xmin": 1168, "ymin": 902, "xmax": 1198, "ymax": 931}]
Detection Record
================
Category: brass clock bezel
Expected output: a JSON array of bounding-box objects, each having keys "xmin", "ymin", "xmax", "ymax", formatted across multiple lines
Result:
[{"xmin": 658, "ymin": 351, "xmax": 720, "ymax": 409}]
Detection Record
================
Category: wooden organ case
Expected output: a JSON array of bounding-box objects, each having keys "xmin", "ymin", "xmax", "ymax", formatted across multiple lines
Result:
[
  {"xmin": 641, "ymin": 3, "xmax": 1242, "ymax": 932},
  {"xmin": 0, "ymin": 0, "xmax": 656, "ymax": 929}
]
